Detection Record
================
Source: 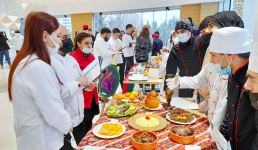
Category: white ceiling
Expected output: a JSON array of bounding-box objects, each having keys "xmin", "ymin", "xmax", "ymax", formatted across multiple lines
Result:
[{"xmin": 1, "ymin": 0, "xmax": 221, "ymax": 17}]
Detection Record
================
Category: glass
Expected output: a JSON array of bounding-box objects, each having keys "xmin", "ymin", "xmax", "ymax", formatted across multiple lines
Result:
[{"xmin": 163, "ymin": 74, "xmax": 175, "ymax": 108}]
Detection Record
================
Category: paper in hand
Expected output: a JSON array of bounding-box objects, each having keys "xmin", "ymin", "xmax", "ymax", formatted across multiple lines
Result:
[{"xmin": 82, "ymin": 58, "xmax": 101, "ymax": 82}]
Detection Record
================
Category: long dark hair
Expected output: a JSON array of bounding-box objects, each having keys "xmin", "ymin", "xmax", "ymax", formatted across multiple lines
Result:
[
  {"xmin": 140, "ymin": 26, "xmax": 150, "ymax": 39},
  {"xmin": 8, "ymin": 11, "xmax": 59, "ymax": 101},
  {"xmin": 73, "ymin": 32, "xmax": 92, "ymax": 51}
]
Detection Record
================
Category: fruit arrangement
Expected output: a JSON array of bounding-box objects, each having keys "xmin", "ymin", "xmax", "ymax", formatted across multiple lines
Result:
[{"xmin": 114, "ymin": 91, "xmax": 139, "ymax": 101}]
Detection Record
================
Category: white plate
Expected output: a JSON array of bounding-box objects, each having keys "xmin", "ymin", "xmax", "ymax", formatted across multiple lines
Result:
[
  {"xmin": 92, "ymin": 122, "xmax": 126, "ymax": 139},
  {"xmin": 166, "ymin": 113, "xmax": 197, "ymax": 125},
  {"xmin": 143, "ymin": 103, "xmax": 163, "ymax": 111},
  {"xmin": 128, "ymin": 75, "xmax": 148, "ymax": 81}
]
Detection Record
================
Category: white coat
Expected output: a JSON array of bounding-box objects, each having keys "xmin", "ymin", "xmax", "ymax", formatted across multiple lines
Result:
[
  {"xmin": 12, "ymin": 54, "xmax": 72, "ymax": 150},
  {"xmin": 179, "ymin": 63, "xmax": 228, "ymax": 129},
  {"xmin": 108, "ymin": 37, "xmax": 124, "ymax": 64},
  {"xmin": 93, "ymin": 37, "xmax": 114, "ymax": 69},
  {"xmin": 51, "ymin": 54, "xmax": 84, "ymax": 127}
]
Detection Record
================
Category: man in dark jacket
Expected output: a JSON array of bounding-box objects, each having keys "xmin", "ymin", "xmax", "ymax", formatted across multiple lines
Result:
[
  {"xmin": 165, "ymin": 18, "xmax": 206, "ymax": 97},
  {"xmin": 152, "ymin": 31, "xmax": 163, "ymax": 56},
  {"xmin": 209, "ymin": 27, "xmax": 256, "ymax": 150},
  {"xmin": 244, "ymin": 46, "xmax": 258, "ymax": 150}
]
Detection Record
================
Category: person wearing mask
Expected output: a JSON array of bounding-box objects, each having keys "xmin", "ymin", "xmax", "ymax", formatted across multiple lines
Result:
[
  {"xmin": 0, "ymin": 32, "xmax": 11, "ymax": 69},
  {"xmin": 13, "ymin": 30, "xmax": 24, "ymax": 54},
  {"xmin": 122, "ymin": 24, "xmax": 135, "ymax": 75},
  {"xmin": 165, "ymin": 18, "xmax": 206, "ymax": 97},
  {"xmin": 93, "ymin": 27, "xmax": 113, "ymax": 69},
  {"xmin": 166, "ymin": 11, "xmax": 245, "ymax": 129},
  {"xmin": 244, "ymin": 48, "xmax": 258, "ymax": 150},
  {"xmin": 8, "ymin": 12, "xmax": 72, "ymax": 150},
  {"xmin": 209, "ymin": 27, "xmax": 256, "ymax": 150},
  {"xmin": 134, "ymin": 26, "xmax": 152, "ymax": 63},
  {"xmin": 51, "ymin": 24, "xmax": 89, "ymax": 149},
  {"xmin": 70, "ymin": 32, "xmax": 100, "ymax": 144},
  {"xmin": 152, "ymin": 31, "xmax": 163, "ymax": 56},
  {"xmin": 108, "ymin": 28, "xmax": 125, "ymax": 87}
]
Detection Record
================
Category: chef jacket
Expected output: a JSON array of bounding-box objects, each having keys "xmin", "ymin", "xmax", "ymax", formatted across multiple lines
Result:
[
  {"xmin": 108, "ymin": 37, "xmax": 124, "ymax": 64},
  {"xmin": 51, "ymin": 54, "xmax": 84, "ymax": 127},
  {"xmin": 165, "ymin": 37, "xmax": 206, "ymax": 97},
  {"xmin": 70, "ymin": 48, "xmax": 99, "ymax": 109},
  {"xmin": 12, "ymin": 54, "xmax": 72, "ymax": 150},
  {"xmin": 122, "ymin": 33, "xmax": 134, "ymax": 57},
  {"xmin": 93, "ymin": 37, "xmax": 114, "ymax": 69},
  {"xmin": 179, "ymin": 63, "xmax": 228, "ymax": 129},
  {"xmin": 220, "ymin": 64, "xmax": 256, "ymax": 150}
]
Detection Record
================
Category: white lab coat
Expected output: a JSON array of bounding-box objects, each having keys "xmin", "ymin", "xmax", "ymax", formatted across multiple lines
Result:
[
  {"xmin": 51, "ymin": 54, "xmax": 84, "ymax": 127},
  {"xmin": 12, "ymin": 54, "xmax": 72, "ymax": 150},
  {"xmin": 108, "ymin": 37, "xmax": 124, "ymax": 64},
  {"xmin": 122, "ymin": 33, "xmax": 134, "ymax": 57},
  {"xmin": 93, "ymin": 37, "xmax": 114, "ymax": 69},
  {"xmin": 179, "ymin": 63, "xmax": 228, "ymax": 129}
]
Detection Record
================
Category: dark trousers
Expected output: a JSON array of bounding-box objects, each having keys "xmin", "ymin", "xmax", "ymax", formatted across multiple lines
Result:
[
  {"xmin": 0, "ymin": 50, "xmax": 11, "ymax": 65},
  {"xmin": 136, "ymin": 59, "xmax": 148, "ymax": 63},
  {"xmin": 117, "ymin": 63, "xmax": 125, "ymax": 89},
  {"xmin": 72, "ymin": 97, "xmax": 99, "ymax": 145},
  {"xmin": 59, "ymin": 133, "xmax": 74, "ymax": 150},
  {"xmin": 124, "ymin": 56, "xmax": 134, "ymax": 75}
]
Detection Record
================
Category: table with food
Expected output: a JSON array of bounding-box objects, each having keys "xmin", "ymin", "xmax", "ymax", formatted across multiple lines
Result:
[{"xmin": 78, "ymin": 90, "xmax": 216, "ymax": 150}]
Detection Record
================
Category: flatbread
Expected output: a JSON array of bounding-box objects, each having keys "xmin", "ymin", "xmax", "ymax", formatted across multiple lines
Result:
[{"xmin": 135, "ymin": 116, "xmax": 160, "ymax": 128}]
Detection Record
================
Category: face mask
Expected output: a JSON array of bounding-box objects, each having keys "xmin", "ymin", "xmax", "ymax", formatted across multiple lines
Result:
[
  {"xmin": 248, "ymin": 92, "xmax": 258, "ymax": 109},
  {"xmin": 59, "ymin": 38, "xmax": 73, "ymax": 54},
  {"xmin": 47, "ymin": 34, "xmax": 60, "ymax": 56},
  {"xmin": 215, "ymin": 55, "xmax": 232, "ymax": 76},
  {"xmin": 82, "ymin": 47, "xmax": 92, "ymax": 54},
  {"xmin": 177, "ymin": 32, "xmax": 191, "ymax": 43}
]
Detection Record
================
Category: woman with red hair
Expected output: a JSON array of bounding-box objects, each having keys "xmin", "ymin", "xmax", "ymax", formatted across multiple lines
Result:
[{"xmin": 8, "ymin": 12, "xmax": 72, "ymax": 150}]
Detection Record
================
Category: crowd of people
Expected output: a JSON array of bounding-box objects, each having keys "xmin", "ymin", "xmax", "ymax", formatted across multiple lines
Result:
[{"xmin": 2, "ymin": 10, "xmax": 258, "ymax": 150}]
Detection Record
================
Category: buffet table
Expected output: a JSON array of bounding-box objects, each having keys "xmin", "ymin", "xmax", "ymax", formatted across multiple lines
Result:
[{"xmin": 78, "ymin": 103, "xmax": 215, "ymax": 150}]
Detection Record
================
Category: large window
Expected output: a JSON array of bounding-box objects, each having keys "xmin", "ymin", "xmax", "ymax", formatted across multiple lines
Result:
[
  {"xmin": 57, "ymin": 16, "xmax": 72, "ymax": 37},
  {"xmin": 93, "ymin": 8, "xmax": 180, "ymax": 46}
]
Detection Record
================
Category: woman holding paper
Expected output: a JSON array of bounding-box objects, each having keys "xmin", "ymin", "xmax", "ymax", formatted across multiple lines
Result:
[{"xmin": 70, "ymin": 32, "xmax": 100, "ymax": 144}]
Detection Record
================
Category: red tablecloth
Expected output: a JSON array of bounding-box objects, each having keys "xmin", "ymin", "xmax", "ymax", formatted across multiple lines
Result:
[
  {"xmin": 78, "ymin": 105, "xmax": 216, "ymax": 150},
  {"xmin": 122, "ymin": 64, "xmax": 136, "ymax": 93}
]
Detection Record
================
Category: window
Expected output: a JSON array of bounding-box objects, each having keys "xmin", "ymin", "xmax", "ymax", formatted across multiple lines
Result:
[
  {"xmin": 93, "ymin": 8, "xmax": 180, "ymax": 47},
  {"xmin": 57, "ymin": 16, "xmax": 72, "ymax": 37}
]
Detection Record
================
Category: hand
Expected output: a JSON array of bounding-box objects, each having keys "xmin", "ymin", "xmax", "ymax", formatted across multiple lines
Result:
[
  {"xmin": 84, "ymin": 82, "xmax": 97, "ymax": 91},
  {"xmin": 166, "ymin": 74, "xmax": 180, "ymax": 90},
  {"xmin": 76, "ymin": 76, "xmax": 88, "ymax": 87}
]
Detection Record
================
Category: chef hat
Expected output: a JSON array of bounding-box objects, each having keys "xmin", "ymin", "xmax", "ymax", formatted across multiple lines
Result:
[
  {"xmin": 248, "ymin": 45, "xmax": 258, "ymax": 73},
  {"xmin": 83, "ymin": 25, "xmax": 88, "ymax": 30},
  {"xmin": 209, "ymin": 27, "xmax": 252, "ymax": 54}
]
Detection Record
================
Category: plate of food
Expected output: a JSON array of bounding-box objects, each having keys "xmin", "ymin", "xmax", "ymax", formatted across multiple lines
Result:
[
  {"xmin": 128, "ymin": 74, "xmax": 148, "ymax": 81},
  {"xmin": 131, "ymin": 131, "xmax": 158, "ymax": 150},
  {"xmin": 166, "ymin": 110, "xmax": 196, "ymax": 125},
  {"xmin": 93, "ymin": 122, "xmax": 126, "ymax": 139},
  {"xmin": 169, "ymin": 125, "xmax": 195, "ymax": 144},
  {"xmin": 128, "ymin": 114, "xmax": 167, "ymax": 132},
  {"xmin": 106, "ymin": 101, "xmax": 138, "ymax": 118}
]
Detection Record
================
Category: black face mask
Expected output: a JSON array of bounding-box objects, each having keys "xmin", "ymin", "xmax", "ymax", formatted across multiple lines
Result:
[
  {"xmin": 249, "ymin": 91, "xmax": 258, "ymax": 110},
  {"xmin": 200, "ymin": 32, "xmax": 213, "ymax": 45},
  {"xmin": 59, "ymin": 38, "xmax": 73, "ymax": 54}
]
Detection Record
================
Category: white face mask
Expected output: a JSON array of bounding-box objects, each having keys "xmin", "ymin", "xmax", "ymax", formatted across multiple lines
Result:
[
  {"xmin": 47, "ymin": 34, "xmax": 60, "ymax": 56},
  {"xmin": 177, "ymin": 32, "xmax": 191, "ymax": 43},
  {"xmin": 82, "ymin": 47, "xmax": 92, "ymax": 54}
]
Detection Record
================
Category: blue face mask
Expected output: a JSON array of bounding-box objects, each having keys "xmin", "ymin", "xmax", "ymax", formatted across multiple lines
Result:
[{"xmin": 215, "ymin": 55, "xmax": 232, "ymax": 76}]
